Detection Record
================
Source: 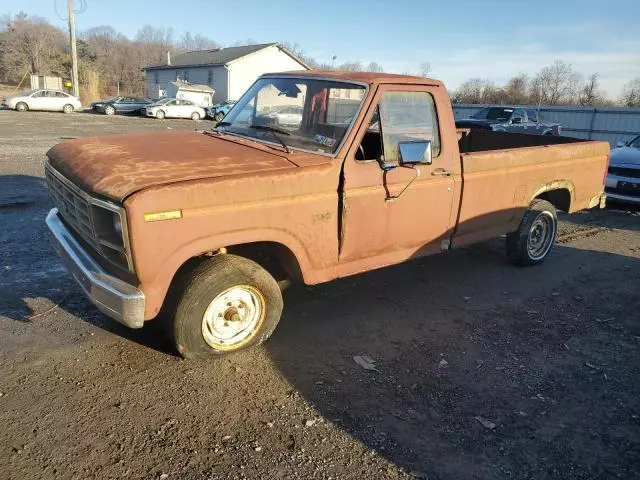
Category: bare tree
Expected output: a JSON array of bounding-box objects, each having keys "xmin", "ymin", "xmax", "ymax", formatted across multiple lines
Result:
[
  {"xmin": 178, "ymin": 32, "xmax": 219, "ymax": 52},
  {"xmin": 336, "ymin": 61, "xmax": 363, "ymax": 72},
  {"xmin": 366, "ymin": 61, "xmax": 384, "ymax": 72},
  {"xmin": 504, "ymin": 74, "xmax": 529, "ymax": 104},
  {"xmin": 579, "ymin": 73, "xmax": 603, "ymax": 105},
  {"xmin": 453, "ymin": 78, "xmax": 502, "ymax": 104},
  {"xmin": 0, "ymin": 13, "xmax": 65, "ymax": 81},
  {"xmin": 135, "ymin": 25, "xmax": 174, "ymax": 65},
  {"xmin": 418, "ymin": 62, "xmax": 431, "ymax": 77},
  {"xmin": 530, "ymin": 60, "xmax": 580, "ymax": 105},
  {"xmin": 620, "ymin": 78, "xmax": 640, "ymax": 107}
]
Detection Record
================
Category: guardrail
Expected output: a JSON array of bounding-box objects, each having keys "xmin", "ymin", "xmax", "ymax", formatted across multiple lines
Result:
[{"xmin": 452, "ymin": 104, "xmax": 640, "ymax": 146}]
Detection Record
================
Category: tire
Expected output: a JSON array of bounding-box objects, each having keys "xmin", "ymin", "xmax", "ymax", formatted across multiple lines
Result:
[
  {"xmin": 15, "ymin": 102, "xmax": 28, "ymax": 112},
  {"xmin": 214, "ymin": 111, "xmax": 225, "ymax": 122},
  {"xmin": 62, "ymin": 104, "xmax": 74, "ymax": 114},
  {"xmin": 170, "ymin": 254, "xmax": 283, "ymax": 359},
  {"xmin": 155, "ymin": 109, "xmax": 165, "ymax": 119},
  {"xmin": 104, "ymin": 105, "xmax": 116, "ymax": 115},
  {"xmin": 191, "ymin": 111, "xmax": 201, "ymax": 121},
  {"xmin": 507, "ymin": 199, "xmax": 557, "ymax": 266}
]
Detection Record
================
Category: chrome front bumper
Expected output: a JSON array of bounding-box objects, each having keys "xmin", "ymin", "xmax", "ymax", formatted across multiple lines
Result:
[
  {"xmin": 605, "ymin": 174, "xmax": 640, "ymax": 205},
  {"xmin": 46, "ymin": 208, "xmax": 145, "ymax": 328}
]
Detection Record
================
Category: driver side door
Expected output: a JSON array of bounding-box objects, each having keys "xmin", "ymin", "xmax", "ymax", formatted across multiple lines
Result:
[{"xmin": 338, "ymin": 84, "xmax": 459, "ymax": 276}]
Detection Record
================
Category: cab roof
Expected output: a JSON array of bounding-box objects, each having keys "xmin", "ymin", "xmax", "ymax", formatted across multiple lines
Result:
[{"xmin": 261, "ymin": 70, "xmax": 443, "ymax": 87}]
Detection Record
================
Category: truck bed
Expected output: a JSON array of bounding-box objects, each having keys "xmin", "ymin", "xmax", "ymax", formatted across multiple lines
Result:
[
  {"xmin": 457, "ymin": 128, "xmax": 585, "ymax": 153},
  {"xmin": 452, "ymin": 129, "xmax": 609, "ymax": 248}
]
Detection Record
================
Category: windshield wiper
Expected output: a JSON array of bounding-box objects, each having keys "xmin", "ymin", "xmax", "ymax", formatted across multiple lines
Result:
[
  {"xmin": 216, "ymin": 121, "xmax": 233, "ymax": 127},
  {"xmin": 248, "ymin": 125, "xmax": 291, "ymax": 153}
]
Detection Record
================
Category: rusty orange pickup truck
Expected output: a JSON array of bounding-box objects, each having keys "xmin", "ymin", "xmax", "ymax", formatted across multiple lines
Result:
[{"xmin": 45, "ymin": 71, "xmax": 609, "ymax": 358}]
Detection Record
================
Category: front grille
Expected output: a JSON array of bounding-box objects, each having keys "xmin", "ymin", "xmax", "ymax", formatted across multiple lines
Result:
[
  {"xmin": 45, "ymin": 165, "xmax": 99, "ymax": 251},
  {"xmin": 605, "ymin": 186, "xmax": 640, "ymax": 197},
  {"xmin": 609, "ymin": 166, "xmax": 640, "ymax": 178}
]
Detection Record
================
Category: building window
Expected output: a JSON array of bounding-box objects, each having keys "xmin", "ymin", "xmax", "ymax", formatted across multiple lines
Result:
[
  {"xmin": 208, "ymin": 70, "xmax": 214, "ymax": 85},
  {"xmin": 183, "ymin": 70, "xmax": 189, "ymax": 82},
  {"xmin": 154, "ymin": 71, "xmax": 159, "ymax": 85}
]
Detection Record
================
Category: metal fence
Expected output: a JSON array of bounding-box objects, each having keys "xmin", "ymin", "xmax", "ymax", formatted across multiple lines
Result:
[{"xmin": 452, "ymin": 104, "xmax": 640, "ymax": 146}]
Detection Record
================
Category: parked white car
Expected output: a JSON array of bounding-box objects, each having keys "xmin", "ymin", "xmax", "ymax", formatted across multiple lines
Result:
[
  {"xmin": 3, "ymin": 89, "xmax": 82, "ymax": 113},
  {"xmin": 143, "ymin": 98, "xmax": 206, "ymax": 120},
  {"xmin": 267, "ymin": 105, "xmax": 303, "ymax": 127}
]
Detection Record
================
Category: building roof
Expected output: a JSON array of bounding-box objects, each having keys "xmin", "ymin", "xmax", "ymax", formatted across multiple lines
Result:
[
  {"xmin": 144, "ymin": 43, "xmax": 309, "ymax": 71},
  {"xmin": 261, "ymin": 70, "xmax": 443, "ymax": 87},
  {"xmin": 169, "ymin": 81, "xmax": 215, "ymax": 93}
]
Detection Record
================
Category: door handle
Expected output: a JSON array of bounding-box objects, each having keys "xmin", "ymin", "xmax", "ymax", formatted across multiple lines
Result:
[{"xmin": 431, "ymin": 168, "xmax": 452, "ymax": 177}]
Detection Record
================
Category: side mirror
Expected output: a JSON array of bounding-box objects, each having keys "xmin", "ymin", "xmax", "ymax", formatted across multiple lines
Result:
[
  {"xmin": 616, "ymin": 141, "xmax": 626, "ymax": 148},
  {"xmin": 511, "ymin": 117, "xmax": 523, "ymax": 124},
  {"xmin": 398, "ymin": 140, "xmax": 432, "ymax": 166}
]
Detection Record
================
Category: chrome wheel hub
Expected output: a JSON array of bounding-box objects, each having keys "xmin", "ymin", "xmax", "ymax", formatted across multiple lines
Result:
[
  {"xmin": 527, "ymin": 211, "xmax": 555, "ymax": 260},
  {"xmin": 202, "ymin": 286, "xmax": 264, "ymax": 349}
]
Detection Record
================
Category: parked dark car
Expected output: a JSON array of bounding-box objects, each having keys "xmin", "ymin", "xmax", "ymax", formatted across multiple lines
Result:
[
  {"xmin": 456, "ymin": 107, "xmax": 562, "ymax": 136},
  {"xmin": 92, "ymin": 96, "xmax": 152, "ymax": 115},
  {"xmin": 605, "ymin": 134, "xmax": 640, "ymax": 205}
]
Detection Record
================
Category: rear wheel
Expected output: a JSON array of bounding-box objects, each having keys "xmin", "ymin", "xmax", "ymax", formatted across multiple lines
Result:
[
  {"xmin": 170, "ymin": 254, "xmax": 283, "ymax": 359},
  {"xmin": 15, "ymin": 102, "xmax": 28, "ymax": 112},
  {"xmin": 155, "ymin": 109, "xmax": 165, "ymax": 119},
  {"xmin": 191, "ymin": 111, "xmax": 201, "ymax": 121},
  {"xmin": 507, "ymin": 199, "xmax": 557, "ymax": 266},
  {"xmin": 62, "ymin": 104, "xmax": 74, "ymax": 114}
]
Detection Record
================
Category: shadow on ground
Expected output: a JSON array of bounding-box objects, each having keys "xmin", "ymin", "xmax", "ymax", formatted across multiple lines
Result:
[{"xmin": 2, "ymin": 174, "xmax": 640, "ymax": 478}]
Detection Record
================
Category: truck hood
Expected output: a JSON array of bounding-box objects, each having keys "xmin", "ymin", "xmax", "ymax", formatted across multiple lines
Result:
[
  {"xmin": 46, "ymin": 131, "xmax": 298, "ymax": 201},
  {"xmin": 609, "ymin": 146, "xmax": 640, "ymax": 167}
]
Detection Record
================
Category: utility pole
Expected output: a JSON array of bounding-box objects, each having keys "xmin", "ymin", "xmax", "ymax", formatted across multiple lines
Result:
[{"xmin": 67, "ymin": 0, "xmax": 79, "ymax": 97}]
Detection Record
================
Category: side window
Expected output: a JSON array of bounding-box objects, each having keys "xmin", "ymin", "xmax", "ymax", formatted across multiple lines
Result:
[
  {"xmin": 55, "ymin": 91, "xmax": 68, "ymax": 98},
  {"xmin": 32, "ymin": 91, "xmax": 45, "ymax": 97},
  {"xmin": 379, "ymin": 91, "xmax": 441, "ymax": 162},
  {"xmin": 526, "ymin": 109, "xmax": 538, "ymax": 122},
  {"xmin": 512, "ymin": 109, "xmax": 525, "ymax": 123}
]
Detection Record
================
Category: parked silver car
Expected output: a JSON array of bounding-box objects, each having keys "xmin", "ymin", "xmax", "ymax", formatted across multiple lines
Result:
[
  {"xmin": 143, "ymin": 98, "xmax": 205, "ymax": 120},
  {"xmin": 2, "ymin": 89, "xmax": 82, "ymax": 113},
  {"xmin": 605, "ymin": 134, "xmax": 640, "ymax": 205}
]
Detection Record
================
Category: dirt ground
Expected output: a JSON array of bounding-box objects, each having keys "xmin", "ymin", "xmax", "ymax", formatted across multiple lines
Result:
[{"xmin": 0, "ymin": 110, "xmax": 639, "ymax": 480}]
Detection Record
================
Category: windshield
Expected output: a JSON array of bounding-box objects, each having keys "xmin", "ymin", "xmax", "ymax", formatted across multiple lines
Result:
[
  {"xmin": 220, "ymin": 77, "xmax": 367, "ymax": 155},
  {"xmin": 471, "ymin": 107, "xmax": 514, "ymax": 121},
  {"xmin": 628, "ymin": 135, "xmax": 640, "ymax": 149},
  {"xmin": 150, "ymin": 99, "xmax": 171, "ymax": 106}
]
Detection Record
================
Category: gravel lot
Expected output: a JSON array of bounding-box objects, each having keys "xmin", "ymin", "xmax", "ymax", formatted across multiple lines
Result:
[{"xmin": 0, "ymin": 110, "xmax": 639, "ymax": 480}]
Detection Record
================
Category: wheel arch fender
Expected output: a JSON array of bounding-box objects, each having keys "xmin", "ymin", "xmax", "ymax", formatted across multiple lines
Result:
[{"xmin": 141, "ymin": 229, "xmax": 315, "ymax": 320}]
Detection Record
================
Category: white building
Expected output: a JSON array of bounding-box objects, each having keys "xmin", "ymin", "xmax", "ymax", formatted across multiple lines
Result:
[{"xmin": 144, "ymin": 43, "xmax": 309, "ymax": 103}]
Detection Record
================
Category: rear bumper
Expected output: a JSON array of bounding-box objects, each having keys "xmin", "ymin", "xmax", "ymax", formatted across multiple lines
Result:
[{"xmin": 46, "ymin": 208, "xmax": 145, "ymax": 328}]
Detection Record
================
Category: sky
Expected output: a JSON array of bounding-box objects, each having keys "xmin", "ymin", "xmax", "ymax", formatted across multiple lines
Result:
[{"xmin": 3, "ymin": 0, "xmax": 640, "ymax": 98}]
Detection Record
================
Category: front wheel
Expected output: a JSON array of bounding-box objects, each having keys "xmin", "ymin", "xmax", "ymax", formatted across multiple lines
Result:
[
  {"xmin": 15, "ymin": 102, "xmax": 28, "ymax": 112},
  {"xmin": 170, "ymin": 254, "xmax": 283, "ymax": 359},
  {"xmin": 155, "ymin": 109, "xmax": 165, "ymax": 119},
  {"xmin": 507, "ymin": 199, "xmax": 557, "ymax": 266}
]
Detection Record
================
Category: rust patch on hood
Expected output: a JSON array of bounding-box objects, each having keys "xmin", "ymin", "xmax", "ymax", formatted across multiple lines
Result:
[{"xmin": 46, "ymin": 131, "xmax": 298, "ymax": 201}]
